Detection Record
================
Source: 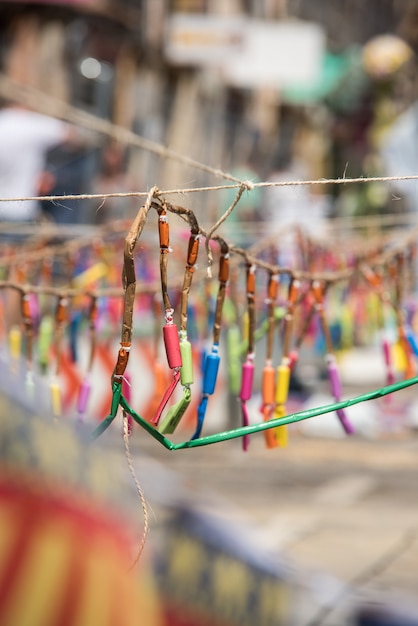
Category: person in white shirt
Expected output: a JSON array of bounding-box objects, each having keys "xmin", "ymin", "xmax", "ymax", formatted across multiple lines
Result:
[
  {"xmin": 0, "ymin": 104, "xmax": 69, "ymax": 333},
  {"xmin": 0, "ymin": 104, "xmax": 69, "ymax": 222}
]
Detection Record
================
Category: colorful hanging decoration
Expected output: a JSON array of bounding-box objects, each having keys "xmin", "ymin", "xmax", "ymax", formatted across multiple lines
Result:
[
  {"xmin": 272, "ymin": 277, "xmax": 302, "ymax": 446},
  {"xmin": 311, "ymin": 279, "xmax": 354, "ymax": 434},
  {"xmin": 158, "ymin": 222, "xmax": 200, "ymax": 434},
  {"xmin": 193, "ymin": 237, "xmax": 229, "ymax": 439},
  {"xmin": 76, "ymin": 295, "xmax": 97, "ymax": 421},
  {"xmin": 0, "ymin": 188, "xmax": 415, "ymax": 450},
  {"xmin": 239, "ymin": 263, "xmax": 256, "ymax": 451},
  {"xmin": 50, "ymin": 295, "xmax": 68, "ymax": 418},
  {"xmin": 21, "ymin": 291, "xmax": 35, "ymax": 394},
  {"xmin": 260, "ymin": 271, "xmax": 279, "ymax": 449},
  {"xmin": 151, "ymin": 204, "xmax": 182, "ymax": 426}
]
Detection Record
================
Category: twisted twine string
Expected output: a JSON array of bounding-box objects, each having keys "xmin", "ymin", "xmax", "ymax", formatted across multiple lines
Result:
[
  {"xmin": 1, "ymin": 172, "xmax": 418, "ymax": 205},
  {"xmin": 122, "ymin": 412, "xmax": 149, "ymax": 569}
]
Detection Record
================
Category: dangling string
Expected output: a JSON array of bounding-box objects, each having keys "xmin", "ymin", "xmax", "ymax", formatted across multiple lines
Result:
[
  {"xmin": 312, "ymin": 279, "xmax": 354, "ymax": 434},
  {"xmin": 192, "ymin": 237, "xmax": 229, "ymax": 440},
  {"xmin": 158, "ymin": 225, "xmax": 200, "ymax": 434},
  {"xmin": 239, "ymin": 263, "xmax": 256, "ymax": 451},
  {"xmin": 122, "ymin": 412, "xmax": 149, "ymax": 569}
]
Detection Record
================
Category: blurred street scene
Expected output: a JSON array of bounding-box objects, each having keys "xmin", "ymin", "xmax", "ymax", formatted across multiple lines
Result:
[
  {"xmin": 0, "ymin": 0, "xmax": 418, "ymax": 229},
  {"xmin": 0, "ymin": 1, "xmax": 418, "ymax": 625}
]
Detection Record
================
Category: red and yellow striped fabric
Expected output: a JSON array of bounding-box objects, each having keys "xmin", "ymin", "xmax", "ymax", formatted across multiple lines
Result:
[{"xmin": 0, "ymin": 474, "xmax": 162, "ymax": 626}]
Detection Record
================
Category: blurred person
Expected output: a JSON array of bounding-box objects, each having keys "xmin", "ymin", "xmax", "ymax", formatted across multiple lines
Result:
[
  {"xmin": 380, "ymin": 101, "xmax": 418, "ymax": 214},
  {"xmin": 0, "ymin": 101, "xmax": 73, "ymax": 333},
  {"xmin": 362, "ymin": 34, "xmax": 417, "ymax": 215},
  {"xmin": 40, "ymin": 141, "xmax": 96, "ymax": 225},
  {"xmin": 263, "ymin": 152, "xmax": 329, "ymax": 269},
  {"xmin": 0, "ymin": 101, "xmax": 71, "ymax": 223},
  {"xmin": 91, "ymin": 140, "xmax": 138, "ymax": 224}
]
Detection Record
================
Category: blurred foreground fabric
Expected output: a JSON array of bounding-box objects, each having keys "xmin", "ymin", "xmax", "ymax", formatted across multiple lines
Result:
[{"xmin": 0, "ymin": 394, "xmax": 162, "ymax": 626}]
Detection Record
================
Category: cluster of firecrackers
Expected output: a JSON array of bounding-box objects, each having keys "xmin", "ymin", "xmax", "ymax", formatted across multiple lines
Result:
[
  {"xmin": 1, "ymin": 195, "xmax": 418, "ymax": 448},
  {"xmin": 84, "ymin": 192, "xmax": 418, "ymax": 450}
]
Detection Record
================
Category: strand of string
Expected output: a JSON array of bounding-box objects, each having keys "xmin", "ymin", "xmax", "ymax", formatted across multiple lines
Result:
[
  {"xmin": 1, "ymin": 75, "xmax": 418, "ymax": 200},
  {"xmin": 122, "ymin": 411, "xmax": 149, "ymax": 569},
  {"xmin": 0, "ymin": 74, "xmax": 245, "ymax": 186},
  {"xmin": 2, "ymin": 172, "xmax": 418, "ymax": 206},
  {"xmin": 205, "ymin": 184, "xmax": 247, "ymax": 277}
]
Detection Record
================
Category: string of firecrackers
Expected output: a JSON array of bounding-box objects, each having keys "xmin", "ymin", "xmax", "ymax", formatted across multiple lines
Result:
[
  {"xmin": 2, "ymin": 182, "xmax": 417, "ymax": 561},
  {"xmin": 1, "ymin": 191, "xmax": 416, "ymax": 411},
  {"xmin": 89, "ymin": 188, "xmax": 418, "ymax": 449},
  {"xmin": 0, "ymin": 218, "xmax": 137, "ymax": 271},
  {"xmin": 1, "ymin": 194, "xmax": 416, "ymax": 380},
  {"xmin": 4, "ymin": 75, "xmax": 418, "ymax": 565},
  {"xmin": 0, "ymin": 211, "xmax": 408, "ymax": 303},
  {"xmin": 1, "ymin": 207, "xmax": 416, "ymax": 297},
  {"xmin": 1, "ymin": 77, "xmax": 418, "ymax": 438}
]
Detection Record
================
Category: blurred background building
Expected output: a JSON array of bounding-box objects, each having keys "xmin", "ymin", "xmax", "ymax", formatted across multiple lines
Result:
[{"xmin": 1, "ymin": 0, "xmax": 418, "ymax": 229}]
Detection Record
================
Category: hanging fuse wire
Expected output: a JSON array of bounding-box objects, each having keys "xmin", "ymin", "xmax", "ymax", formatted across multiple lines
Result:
[
  {"xmin": 392, "ymin": 253, "xmax": 416, "ymax": 379},
  {"xmin": 151, "ymin": 204, "xmax": 183, "ymax": 426},
  {"xmin": 288, "ymin": 286, "xmax": 317, "ymax": 371},
  {"xmin": 50, "ymin": 295, "xmax": 68, "ymax": 418},
  {"xmin": 239, "ymin": 263, "xmax": 256, "ymax": 451},
  {"xmin": 361, "ymin": 265, "xmax": 396, "ymax": 393},
  {"xmin": 260, "ymin": 271, "xmax": 279, "ymax": 449},
  {"xmin": 192, "ymin": 237, "xmax": 229, "ymax": 440},
  {"xmin": 8, "ymin": 306, "xmax": 22, "ymax": 372},
  {"xmin": 21, "ymin": 290, "xmax": 35, "ymax": 395},
  {"xmin": 361, "ymin": 261, "xmax": 416, "ymax": 387},
  {"xmin": 148, "ymin": 294, "xmax": 168, "ymax": 418},
  {"xmin": 37, "ymin": 257, "xmax": 54, "ymax": 375},
  {"xmin": 77, "ymin": 295, "xmax": 97, "ymax": 421},
  {"xmin": 158, "ymin": 222, "xmax": 200, "ymax": 434},
  {"xmin": 311, "ymin": 279, "xmax": 354, "ymax": 435},
  {"xmin": 271, "ymin": 277, "xmax": 301, "ymax": 447},
  {"xmin": 226, "ymin": 264, "xmax": 243, "ymax": 397},
  {"xmin": 8, "ymin": 266, "xmax": 26, "ymax": 372}
]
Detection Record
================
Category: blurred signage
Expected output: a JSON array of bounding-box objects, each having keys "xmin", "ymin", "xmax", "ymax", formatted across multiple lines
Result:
[
  {"xmin": 155, "ymin": 508, "xmax": 292, "ymax": 626},
  {"xmin": 165, "ymin": 13, "xmax": 245, "ymax": 66},
  {"xmin": 165, "ymin": 14, "xmax": 325, "ymax": 88}
]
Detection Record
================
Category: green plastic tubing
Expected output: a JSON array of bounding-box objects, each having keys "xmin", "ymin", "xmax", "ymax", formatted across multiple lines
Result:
[{"xmin": 92, "ymin": 375, "xmax": 418, "ymax": 450}]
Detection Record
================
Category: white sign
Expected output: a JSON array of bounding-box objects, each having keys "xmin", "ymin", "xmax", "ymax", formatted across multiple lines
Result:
[
  {"xmin": 165, "ymin": 14, "xmax": 325, "ymax": 88},
  {"xmin": 165, "ymin": 13, "xmax": 245, "ymax": 66},
  {"xmin": 224, "ymin": 20, "xmax": 325, "ymax": 88}
]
